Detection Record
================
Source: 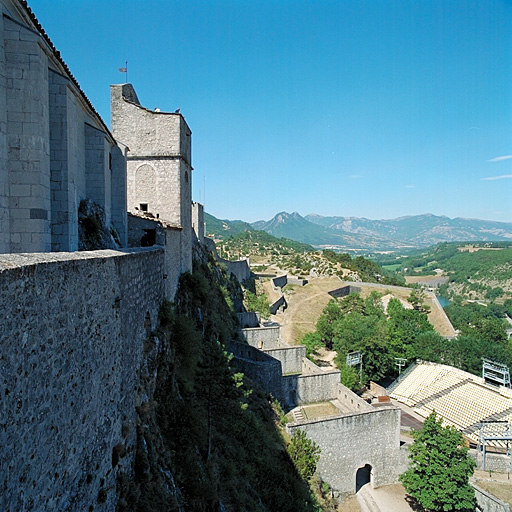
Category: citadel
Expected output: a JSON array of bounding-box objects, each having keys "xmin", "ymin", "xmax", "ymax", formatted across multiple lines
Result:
[{"xmin": 1, "ymin": 2, "xmax": 511, "ymax": 512}]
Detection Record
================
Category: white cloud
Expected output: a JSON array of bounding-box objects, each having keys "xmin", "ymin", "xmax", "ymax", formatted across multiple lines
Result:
[
  {"xmin": 349, "ymin": 174, "xmax": 362, "ymax": 179},
  {"xmin": 481, "ymin": 174, "xmax": 512, "ymax": 181},
  {"xmin": 406, "ymin": 184, "xmax": 416, "ymax": 188},
  {"xmin": 487, "ymin": 155, "xmax": 512, "ymax": 162}
]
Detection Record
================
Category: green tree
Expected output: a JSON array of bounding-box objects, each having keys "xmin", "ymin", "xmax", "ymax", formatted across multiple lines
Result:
[
  {"xmin": 287, "ymin": 429, "xmax": 321, "ymax": 481},
  {"xmin": 400, "ymin": 412, "xmax": 475, "ymax": 512}
]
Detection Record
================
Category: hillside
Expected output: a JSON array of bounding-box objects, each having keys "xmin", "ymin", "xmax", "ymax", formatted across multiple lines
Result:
[
  {"xmin": 217, "ymin": 230, "xmax": 404, "ymax": 286},
  {"xmin": 376, "ymin": 242, "xmax": 512, "ymax": 305},
  {"xmin": 118, "ymin": 248, "xmax": 322, "ymax": 511},
  {"xmin": 204, "ymin": 212, "xmax": 254, "ymax": 239},
  {"xmin": 251, "ymin": 211, "xmax": 392, "ymax": 250},
  {"xmin": 306, "ymin": 213, "xmax": 512, "ymax": 248}
]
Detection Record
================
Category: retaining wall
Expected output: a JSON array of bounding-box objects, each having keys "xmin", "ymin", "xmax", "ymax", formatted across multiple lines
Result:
[
  {"xmin": 282, "ymin": 370, "xmax": 341, "ymax": 407},
  {"xmin": 473, "ymin": 483, "xmax": 511, "ymax": 512},
  {"xmin": 270, "ymin": 295, "xmax": 287, "ymax": 314},
  {"xmin": 271, "ymin": 274, "xmax": 287, "ymax": 290},
  {"xmin": 264, "ymin": 345, "xmax": 305, "ymax": 375},
  {"xmin": 0, "ymin": 248, "xmax": 165, "ymax": 511},
  {"xmin": 226, "ymin": 341, "xmax": 282, "ymax": 399},
  {"xmin": 287, "ymin": 407, "xmax": 407, "ymax": 494},
  {"xmin": 241, "ymin": 325, "xmax": 281, "ymax": 349},
  {"xmin": 237, "ymin": 311, "xmax": 260, "ymax": 328}
]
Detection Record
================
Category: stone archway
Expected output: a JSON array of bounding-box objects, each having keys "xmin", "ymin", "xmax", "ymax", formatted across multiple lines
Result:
[{"xmin": 356, "ymin": 464, "xmax": 372, "ymax": 492}]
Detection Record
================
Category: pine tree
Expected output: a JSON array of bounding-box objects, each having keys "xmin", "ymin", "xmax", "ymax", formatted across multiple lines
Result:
[{"xmin": 400, "ymin": 411, "xmax": 475, "ymax": 512}]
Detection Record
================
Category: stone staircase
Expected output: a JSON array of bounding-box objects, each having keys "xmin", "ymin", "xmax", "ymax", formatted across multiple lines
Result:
[{"xmin": 292, "ymin": 408, "xmax": 305, "ymax": 422}]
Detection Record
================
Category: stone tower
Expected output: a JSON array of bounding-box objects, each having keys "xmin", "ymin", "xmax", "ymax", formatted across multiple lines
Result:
[{"xmin": 110, "ymin": 84, "xmax": 192, "ymax": 271}]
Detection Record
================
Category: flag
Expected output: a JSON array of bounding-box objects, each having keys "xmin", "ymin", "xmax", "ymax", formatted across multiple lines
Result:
[{"xmin": 118, "ymin": 67, "xmax": 127, "ymax": 73}]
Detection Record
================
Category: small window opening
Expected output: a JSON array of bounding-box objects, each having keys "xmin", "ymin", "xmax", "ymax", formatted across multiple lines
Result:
[{"xmin": 140, "ymin": 203, "xmax": 148, "ymax": 212}]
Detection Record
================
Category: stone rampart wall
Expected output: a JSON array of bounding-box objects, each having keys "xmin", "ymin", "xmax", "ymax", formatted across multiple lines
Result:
[
  {"xmin": 473, "ymin": 484, "xmax": 511, "ymax": 512},
  {"xmin": 0, "ymin": 248, "xmax": 165, "ymax": 511},
  {"xmin": 287, "ymin": 277, "xmax": 308, "ymax": 286},
  {"xmin": 287, "ymin": 407, "xmax": 406, "ymax": 494},
  {"xmin": 282, "ymin": 370, "xmax": 341, "ymax": 407},
  {"xmin": 224, "ymin": 258, "xmax": 251, "ymax": 284},
  {"xmin": 336, "ymin": 384, "xmax": 373, "ymax": 412},
  {"xmin": 270, "ymin": 294, "xmax": 287, "ymax": 314},
  {"xmin": 1, "ymin": 9, "xmax": 124, "ymax": 254},
  {"xmin": 227, "ymin": 341, "xmax": 282, "ymax": 399},
  {"xmin": 241, "ymin": 325, "xmax": 281, "ymax": 349},
  {"xmin": 328, "ymin": 285, "xmax": 362, "ymax": 298},
  {"xmin": 271, "ymin": 274, "xmax": 287, "ymax": 290},
  {"xmin": 264, "ymin": 345, "xmax": 305, "ymax": 375},
  {"xmin": 237, "ymin": 311, "xmax": 260, "ymax": 328}
]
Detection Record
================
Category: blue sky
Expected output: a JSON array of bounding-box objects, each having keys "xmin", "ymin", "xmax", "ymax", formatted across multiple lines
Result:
[{"xmin": 30, "ymin": 0, "xmax": 512, "ymax": 223}]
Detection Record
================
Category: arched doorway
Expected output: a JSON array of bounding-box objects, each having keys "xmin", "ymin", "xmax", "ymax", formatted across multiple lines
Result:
[{"xmin": 356, "ymin": 464, "xmax": 372, "ymax": 492}]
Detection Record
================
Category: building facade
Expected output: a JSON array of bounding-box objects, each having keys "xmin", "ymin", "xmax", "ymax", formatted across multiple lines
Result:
[{"xmin": 0, "ymin": 0, "xmax": 127, "ymax": 254}]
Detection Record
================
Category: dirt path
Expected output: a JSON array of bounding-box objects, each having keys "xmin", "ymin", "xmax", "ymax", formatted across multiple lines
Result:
[
  {"xmin": 357, "ymin": 483, "xmax": 415, "ymax": 512},
  {"xmin": 271, "ymin": 276, "xmax": 342, "ymax": 345}
]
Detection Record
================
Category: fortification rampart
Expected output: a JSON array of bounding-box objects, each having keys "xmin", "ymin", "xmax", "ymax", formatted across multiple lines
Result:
[
  {"xmin": 1, "ymin": 9, "xmax": 127, "ymax": 254},
  {"xmin": 0, "ymin": 248, "xmax": 165, "ymax": 511},
  {"xmin": 226, "ymin": 341, "xmax": 282, "ymax": 398},
  {"xmin": 264, "ymin": 345, "xmax": 305, "ymax": 375},
  {"xmin": 282, "ymin": 370, "xmax": 341, "ymax": 407},
  {"xmin": 237, "ymin": 311, "xmax": 260, "ymax": 328},
  {"xmin": 328, "ymin": 284, "xmax": 362, "ymax": 298},
  {"xmin": 241, "ymin": 324, "xmax": 281, "ymax": 349},
  {"xmin": 287, "ymin": 407, "xmax": 408, "ymax": 494},
  {"xmin": 472, "ymin": 483, "xmax": 511, "ymax": 512}
]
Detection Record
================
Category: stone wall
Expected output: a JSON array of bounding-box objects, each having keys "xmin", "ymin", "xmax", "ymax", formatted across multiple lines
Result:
[
  {"xmin": 241, "ymin": 325, "xmax": 281, "ymax": 349},
  {"xmin": 227, "ymin": 341, "xmax": 282, "ymax": 399},
  {"xmin": 0, "ymin": 11, "xmax": 8, "ymax": 252},
  {"xmin": 1, "ymin": 4, "xmax": 126, "ymax": 254},
  {"xmin": 264, "ymin": 345, "xmax": 305, "ymax": 375},
  {"xmin": 271, "ymin": 274, "xmax": 287, "ymax": 290},
  {"xmin": 336, "ymin": 384, "xmax": 373, "ymax": 412},
  {"xmin": 270, "ymin": 294, "xmax": 287, "ymax": 314},
  {"xmin": 287, "ymin": 407, "xmax": 407, "ymax": 495},
  {"xmin": 224, "ymin": 258, "xmax": 251, "ymax": 284},
  {"xmin": 237, "ymin": 311, "xmax": 260, "ymax": 328},
  {"xmin": 0, "ymin": 248, "xmax": 165, "ymax": 511},
  {"xmin": 282, "ymin": 370, "xmax": 341, "ymax": 407},
  {"xmin": 110, "ymin": 83, "xmax": 192, "ymax": 274},
  {"xmin": 192, "ymin": 201, "xmax": 204, "ymax": 244},
  {"xmin": 473, "ymin": 484, "xmax": 511, "ymax": 512},
  {"xmin": 328, "ymin": 285, "xmax": 362, "ymax": 298}
]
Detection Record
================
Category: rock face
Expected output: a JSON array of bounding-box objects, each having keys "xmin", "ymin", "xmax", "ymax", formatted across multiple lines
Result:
[{"xmin": 78, "ymin": 199, "xmax": 120, "ymax": 250}]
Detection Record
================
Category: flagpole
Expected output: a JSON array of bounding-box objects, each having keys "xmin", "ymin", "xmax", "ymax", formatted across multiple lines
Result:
[{"xmin": 125, "ymin": 61, "xmax": 128, "ymax": 83}]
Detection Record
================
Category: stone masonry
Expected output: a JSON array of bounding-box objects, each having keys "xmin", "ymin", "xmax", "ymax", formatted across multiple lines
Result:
[
  {"xmin": 0, "ymin": 0, "xmax": 127, "ymax": 253},
  {"xmin": 0, "ymin": 248, "xmax": 165, "ymax": 511},
  {"xmin": 110, "ymin": 83, "xmax": 193, "ymax": 274}
]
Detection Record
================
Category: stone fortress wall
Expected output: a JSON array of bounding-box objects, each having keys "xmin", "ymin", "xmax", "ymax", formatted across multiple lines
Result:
[
  {"xmin": 0, "ymin": 248, "xmax": 165, "ymax": 511},
  {"xmin": 0, "ymin": 2, "xmax": 127, "ymax": 254},
  {"xmin": 1, "ymin": 0, "xmax": 408, "ymax": 507},
  {"xmin": 230, "ymin": 317, "xmax": 408, "ymax": 495},
  {"xmin": 110, "ymin": 83, "xmax": 193, "ymax": 275},
  {"xmin": 0, "ymin": 1, "xmax": 203, "ymax": 509}
]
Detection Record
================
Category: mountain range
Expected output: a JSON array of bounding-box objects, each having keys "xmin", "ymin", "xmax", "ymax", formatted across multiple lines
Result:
[{"xmin": 206, "ymin": 211, "xmax": 512, "ymax": 251}]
